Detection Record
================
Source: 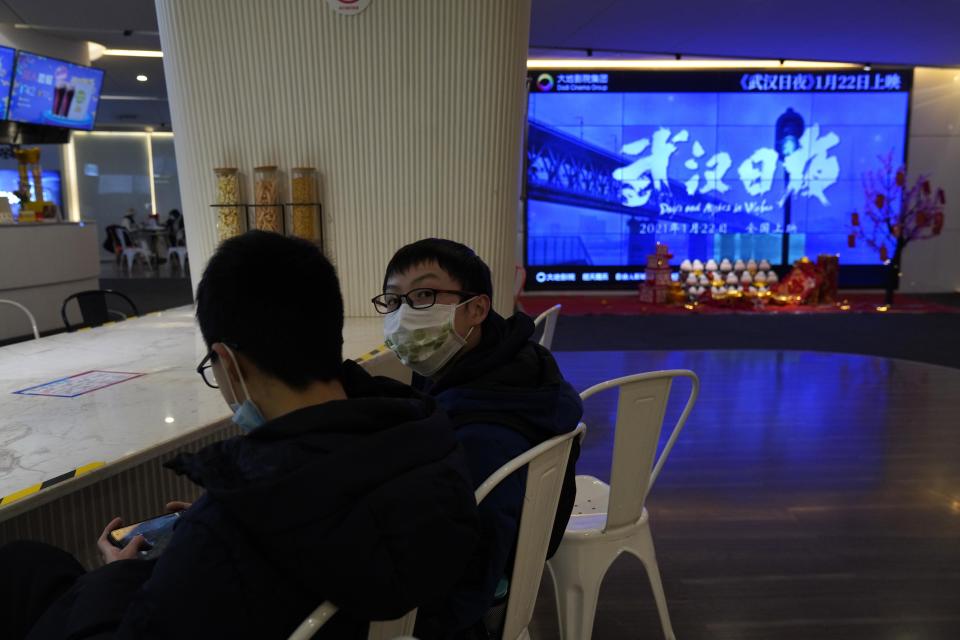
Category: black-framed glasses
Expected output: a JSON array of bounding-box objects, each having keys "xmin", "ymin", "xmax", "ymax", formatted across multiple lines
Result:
[
  {"xmin": 196, "ymin": 352, "xmax": 219, "ymax": 389},
  {"xmin": 196, "ymin": 342, "xmax": 240, "ymax": 389},
  {"xmin": 371, "ymin": 288, "xmax": 479, "ymax": 314}
]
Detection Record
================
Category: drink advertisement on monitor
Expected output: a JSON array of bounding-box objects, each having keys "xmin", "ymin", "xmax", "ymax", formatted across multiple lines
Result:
[
  {"xmin": 525, "ymin": 69, "xmax": 911, "ymax": 289},
  {"xmin": 0, "ymin": 46, "xmax": 15, "ymax": 120},
  {"xmin": 9, "ymin": 52, "xmax": 105, "ymax": 130}
]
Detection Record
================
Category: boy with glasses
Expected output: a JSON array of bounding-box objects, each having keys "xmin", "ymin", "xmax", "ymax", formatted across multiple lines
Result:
[
  {"xmin": 373, "ymin": 238, "xmax": 582, "ymax": 639},
  {"xmin": 1, "ymin": 231, "xmax": 479, "ymax": 640}
]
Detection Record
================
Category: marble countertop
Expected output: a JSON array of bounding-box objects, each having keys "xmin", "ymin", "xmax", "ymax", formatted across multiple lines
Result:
[{"xmin": 0, "ymin": 306, "xmax": 386, "ymax": 507}]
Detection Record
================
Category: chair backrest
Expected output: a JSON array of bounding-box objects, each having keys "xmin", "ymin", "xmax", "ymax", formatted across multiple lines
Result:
[
  {"xmin": 0, "ymin": 299, "xmax": 40, "ymax": 340},
  {"xmin": 286, "ymin": 601, "xmax": 417, "ymax": 640},
  {"xmin": 116, "ymin": 227, "xmax": 134, "ymax": 250},
  {"xmin": 579, "ymin": 371, "xmax": 699, "ymax": 532},
  {"xmin": 513, "ymin": 265, "xmax": 526, "ymax": 309},
  {"xmin": 61, "ymin": 290, "xmax": 140, "ymax": 332},
  {"xmin": 476, "ymin": 423, "xmax": 585, "ymax": 640},
  {"xmin": 532, "ymin": 304, "xmax": 561, "ymax": 350}
]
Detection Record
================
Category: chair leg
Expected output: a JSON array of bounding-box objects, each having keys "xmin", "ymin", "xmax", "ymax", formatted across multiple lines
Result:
[
  {"xmin": 547, "ymin": 547, "xmax": 608, "ymax": 640},
  {"xmin": 629, "ymin": 529, "xmax": 676, "ymax": 640}
]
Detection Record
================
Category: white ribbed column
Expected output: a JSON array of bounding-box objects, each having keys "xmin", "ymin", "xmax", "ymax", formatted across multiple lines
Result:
[{"xmin": 156, "ymin": 0, "xmax": 531, "ymax": 316}]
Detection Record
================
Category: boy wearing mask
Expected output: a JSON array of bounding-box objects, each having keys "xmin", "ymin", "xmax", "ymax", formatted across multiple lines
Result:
[
  {"xmin": 1, "ymin": 232, "xmax": 480, "ymax": 640},
  {"xmin": 374, "ymin": 238, "xmax": 582, "ymax": 639}
]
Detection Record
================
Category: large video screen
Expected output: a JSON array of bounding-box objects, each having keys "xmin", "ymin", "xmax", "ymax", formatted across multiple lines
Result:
[
  {"xmin": 525, "ymin": 69, "xmax": 911, "ymax": 288},
  {"xmin": 0, "ymin": 169, "xmax": 62, "ymax": 216},
  {"xmin": 0, "ymin": 46, "xmax": 15, "ymax": 120},
  {"xmin": 9, "ymin": 51, "xmax": 104, "ymax": 130}
]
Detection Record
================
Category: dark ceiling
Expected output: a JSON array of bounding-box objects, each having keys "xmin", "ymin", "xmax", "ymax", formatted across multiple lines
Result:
[{"xmin": 2, "ymin": 0, "xmax": 958, "ymax": 130}]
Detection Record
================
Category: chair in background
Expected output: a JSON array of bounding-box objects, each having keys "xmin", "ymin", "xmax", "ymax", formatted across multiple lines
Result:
[
  {"xmin": 532, "ymin": 304, "xmax": 562, "ymax": 350},
  {"xmin": 61, "ymin": 290, "xmax": 140, "ymax": 332},
  {"xmin": 0, "ymin": 299, "xmax": 40, "ymax": 340},
  {"xmin": 167, "ymin": 229, "xmax": 189, "ymax": 273},
  {"xmin": 116, "ymin": 227, "xmax": 153, "ymax": 273},
  {"xmin": 513, "ymin": 265, "xmax": 526, "ymax": 312},
  {"xmin": 476, "ymin": 422, "xmax": 585, "ymax": 640},
  {"xmin": 287, "ymin": 602, "xmax": 417, "ymax": 640},
  {"xmin": 547, "ymin": 370, "xmax": 700, "ymax": 640}
]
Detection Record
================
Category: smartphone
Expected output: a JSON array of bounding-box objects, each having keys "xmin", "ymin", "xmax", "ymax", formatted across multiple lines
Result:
[{"xmin": 109, "ymin": 512, "xmax": 181, "ymax": 551}]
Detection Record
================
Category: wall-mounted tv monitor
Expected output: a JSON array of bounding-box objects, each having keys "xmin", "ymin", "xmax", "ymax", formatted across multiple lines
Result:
[
  {"xmin": 0, "ymin": 169, "xmax": 62, "ymax": 216},
  {"xmin": 524, "ymin": 69, "xmax": 912, "ymax": 289},
  {"xmin": 9, "ymin": 51, "xmax": 104, "ymax": 131},
  {"xmin": 0, "ymin": 46, "xmax": 15, "ymax": 120}
]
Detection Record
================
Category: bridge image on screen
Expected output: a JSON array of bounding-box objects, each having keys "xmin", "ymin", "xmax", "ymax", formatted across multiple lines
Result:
[{"xmin": 525, "ymin": 80, "xmax": 909, "ymax": 270}]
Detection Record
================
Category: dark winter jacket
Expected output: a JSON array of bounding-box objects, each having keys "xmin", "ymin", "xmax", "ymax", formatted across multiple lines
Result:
[
  {"xmin": 414, "ymin": 312, "xmax": 583, "ymax": 638},
  {"xmin": 27, "ymin": 361, "xmax": 480, "ymax": 640}
]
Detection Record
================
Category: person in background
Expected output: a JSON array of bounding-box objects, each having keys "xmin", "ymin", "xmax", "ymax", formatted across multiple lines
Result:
[
  {"xmin": 374, "ymin": 238, "xmax": 583, "ymax": 639},
  {"xmin": 120, "ymin": 208, "xmax": 137, "ymax": 231},
  {"xmin": 164, "ymin": 209, "xmax": 184, "ymax": 247},
  {"xmin": 0, "ymin": 231, "xmax": 480, "ymax": 640}
]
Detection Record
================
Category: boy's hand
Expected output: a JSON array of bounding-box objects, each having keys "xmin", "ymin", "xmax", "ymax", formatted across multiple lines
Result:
[
  {"xmin": 97, "ymin": 517, "xmax": 146, "ymax": 565},
  {"xmin": 165, "ymin": 500, "xmax": 192, "ymax": 513}
]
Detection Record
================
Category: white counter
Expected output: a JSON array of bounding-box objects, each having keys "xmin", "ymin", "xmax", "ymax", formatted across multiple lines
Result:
[
  {"xmin": 0, "ymin": 306, "xmax": 387, "ymax": 517},
  {"xmin": 0, "ymin": 222, "xmax": 100, "ymax": 341}
]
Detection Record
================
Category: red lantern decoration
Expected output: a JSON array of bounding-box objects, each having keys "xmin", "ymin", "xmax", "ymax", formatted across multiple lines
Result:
[
  {"xmin": 851, "ymin": 212, "xmax": 860, "ymax": 226},
  {"xmin": 879, "ymin": 245, "xmax": 888, "ymax": 261},
  {"xmin": 874, "ymin": 194, "xmax": 885, "ymax": 209},
  {"xmin": 933, "ymin": 211, "xmax": 944, "ymax": 235},
  {"xmin": 847, "ymin": 233, "xmax": 856, "ymax": 248},
  {"xmin": 892, "ymin": 224, "xmax": 901, "ymax": 238},
  {"xmin": 938, "ymin": 188, "xmax": 946, "ymax": 204},
  {"xmin": 895, "ymin": 169, "xmax": 905, "ymax": 187},
  {"xmin": 922, "ymin": 180, "xmax": 931, "ymax": 195},
  {"xmin": 917, "ymin": 211, "xmax": 929, "ymax": 227}
]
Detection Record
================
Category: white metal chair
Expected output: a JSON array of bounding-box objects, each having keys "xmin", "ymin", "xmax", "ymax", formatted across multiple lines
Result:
[
  {"xmin": 116, "ymin": 228, "xmax": 153, "ymax": 273},
  {"xmin": 477, "ymin": 422, "xmax": 585, "ymax": 640},
  {"xmin": 167, "ymin": 228, "xmax": 189, "ymax": 272},
  {"xmin": 532, "ymin": 304, "xmax": 561, "ymax": 350},
  {"xmin": 513, "ymin": 265, "xmax": 526, "ymax": 311},
  {"xmin": 287, "ymin": 424, "xmax": 583, "ymax": 640},
  {"xmin": 287, "ymin": 602, "xmax": 417, "ymax": 640},
  {"xmin": 547, "ymin": 371, "xmax": 699, "ymax": 640},
  {"xmin": 0, "ymin": 299, "xmax": 40, "ymax": 340}
]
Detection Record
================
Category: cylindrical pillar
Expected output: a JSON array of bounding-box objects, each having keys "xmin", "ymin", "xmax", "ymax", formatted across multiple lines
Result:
[{"xmin": 156, "ymin": 0, "xmax": 531, "ymax": 316}]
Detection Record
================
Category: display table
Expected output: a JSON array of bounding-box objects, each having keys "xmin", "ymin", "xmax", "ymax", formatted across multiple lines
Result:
[
  {"xmin": 0, "ymin": 222, "xmax": 99, "ymax": 341},
  {"xmin": 0, "ymin": 307, "xmax": 397, "ymax": 565}
]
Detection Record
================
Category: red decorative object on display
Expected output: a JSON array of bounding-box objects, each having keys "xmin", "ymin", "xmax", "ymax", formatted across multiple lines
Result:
[{"xmin": 849, "ymin": 151, "xmax": 948, "ymax": 304}]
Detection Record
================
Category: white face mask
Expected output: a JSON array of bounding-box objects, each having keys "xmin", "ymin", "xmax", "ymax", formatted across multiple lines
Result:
[{"xmin": 384, "ymin": 299, "xmax": 475, "ymax": 377}]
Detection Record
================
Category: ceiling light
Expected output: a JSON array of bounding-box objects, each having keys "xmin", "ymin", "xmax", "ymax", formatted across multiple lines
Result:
[
  {"xmin": 164, "ymin": 416, "xmax": 175, "ymax": 424},
  {"xmin": 136, "ymin": 74, "xmax": 148, "ymax": 82},
  {"xmin": 103, "ymin": 49, "xmax": 163, "ymax": 58},
  {"xmin": 526, "ymin": 58, "xmax": 857, "ymax": 70}
]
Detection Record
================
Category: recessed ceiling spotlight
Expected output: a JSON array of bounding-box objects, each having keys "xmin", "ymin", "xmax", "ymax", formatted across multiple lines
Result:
[
  {"xmin": 863, "ymin": 63, "xmax": 872, "ymax": 72},
  {"xmin": 136, "ymin": 74, "xmax": 148, "ymax": 82}
]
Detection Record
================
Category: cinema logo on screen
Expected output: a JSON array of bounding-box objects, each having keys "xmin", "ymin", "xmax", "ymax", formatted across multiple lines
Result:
[
  {"xmin": 535, "ymin": 271, "xmax": 577, "ymax": 283},
  {"xmin": 552, "ymin": 73, "xmax": 609, "ymax": 92}
]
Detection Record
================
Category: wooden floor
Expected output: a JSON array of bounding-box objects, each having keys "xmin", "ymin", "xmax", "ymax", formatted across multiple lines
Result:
[{"xmin": 528, "ymin": 350, "xmax": 960, "ymax": 640}]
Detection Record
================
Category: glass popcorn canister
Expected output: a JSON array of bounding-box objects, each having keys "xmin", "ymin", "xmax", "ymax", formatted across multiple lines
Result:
[
  {"xmin": 253, "ymin": 165, "xmax": 283, "ymax": 233},
  {"xmin": 290, "ymin": 167, "xmax": 319, "ymax": 241},
  {"xmin": 214, "ymin": 167, "xmax": 243, "ymax": 242}
]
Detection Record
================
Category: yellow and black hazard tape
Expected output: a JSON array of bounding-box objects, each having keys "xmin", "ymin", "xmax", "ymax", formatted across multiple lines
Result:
[
  {"xmin": 354, "ymin": 344, "xmax": 390, "ymax": 364},
  {"xmin": 0, "ymin": 461, "xmax": 106, "ymax": 508}
]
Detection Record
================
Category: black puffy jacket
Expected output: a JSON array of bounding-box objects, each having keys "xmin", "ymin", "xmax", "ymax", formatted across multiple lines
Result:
[{"xmin": 27, "ymin": 361, "xmax": 480, "ymax": 640}]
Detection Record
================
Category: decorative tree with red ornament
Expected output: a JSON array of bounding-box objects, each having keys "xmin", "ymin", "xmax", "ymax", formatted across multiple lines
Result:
[{"xmin": 849, "ymin": 151, "xmax": 946, "ymax": 304}]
